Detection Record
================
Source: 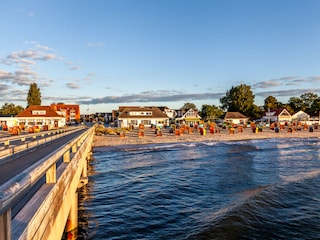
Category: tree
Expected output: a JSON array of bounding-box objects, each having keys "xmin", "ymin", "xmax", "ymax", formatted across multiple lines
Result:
[
  {"xmin": 0, "ymin": 103, "xmax": 24, "ymax": 115},
  {"xmin": 247, "ymin": 104, "xmax": 264, "ymax": 120},
  {"xmin": 27, "ymin": 82, "xmax": 41, "ymax": 107},
  {"xmin": 288, "ymin": 97, "xmax": 303, "ymax": 112},
  {"xmin": 220, "ymin": 84, "xmax": 254, "ymax": 115},
  {"xmin": 309, "ymin": 97, "xmax": 320, "ymax": 116},
  {"xmin": 199, "ymin": 104, "xmax": 224, "ymax": 120},
  {"xmin": 264, "ymin": 96, "xmax": 279, "ymax": 110},
  {"xmin": 181, "ymin": 102, "xmax": 197, "ymax": 111},
  {"xmin": 300, "ymin": 92, "xmax": 318, "ymax": 114}
]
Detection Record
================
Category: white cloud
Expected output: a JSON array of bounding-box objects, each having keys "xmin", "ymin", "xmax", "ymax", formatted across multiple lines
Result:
[
  {"xmin": 87, "ymin": 42, "xmax": 104, "ymax": 47},
  {"xmin": 78, "ymin": 90, "xmax": 224, "ymax": 105},
  {"xmin": 66, "ymin": 82, "xmax": 80, "ymax": 89},
  {"xmin": 70, "ymin": 66, "xmax": 81, "ymax": 70}
]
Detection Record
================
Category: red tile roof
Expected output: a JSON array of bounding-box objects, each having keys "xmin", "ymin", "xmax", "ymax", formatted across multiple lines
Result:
[{"xmin": 16, "ymin": 106, "xmax": 63, "ymax": 118}]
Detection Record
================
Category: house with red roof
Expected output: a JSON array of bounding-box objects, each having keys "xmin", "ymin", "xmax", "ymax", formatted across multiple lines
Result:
[
  {"xmin": 262, "ymin": 108, "xmax": 292, "ymax": 123},
  {"xmin": 16, "ymin": 105, "xmax": 66, "ymax": 130},
  {"xmin": 50, "ymin": 103, "xmax": 80, "ymax": 124}
]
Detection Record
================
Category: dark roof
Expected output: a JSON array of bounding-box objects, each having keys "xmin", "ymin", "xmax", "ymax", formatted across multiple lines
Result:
[
  {"xmin": 16, "ymin": 105, "xmax": 63, "ymax": 118},
  {"xmin": 118, "ymin": 106, "xmax": 169, "ymax": 112},
  {"xmin": 224, "ymin": 112, "xmax": 248, "ymax": 119},
  {"xmin": 265, "ymin": 108, "xmax": 291, "ymax": 116},
  {"xmin": 118, "ymin": 106, "xmax": 169, "ymax": 119}
]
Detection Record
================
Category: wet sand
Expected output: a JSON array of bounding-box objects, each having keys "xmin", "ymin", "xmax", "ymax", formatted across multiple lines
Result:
[{"xmin": 93, "ymin": 126, "xmax": 320, "ymax": 150}]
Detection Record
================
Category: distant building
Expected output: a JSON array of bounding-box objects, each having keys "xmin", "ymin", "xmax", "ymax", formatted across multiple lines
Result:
[
  {"xmin": 117, "ymin": 106, "xmax": 169, "ymax": 128},
  {"xmin": 157, "ymin": 106, "xmax": 177, "ymax": 119},
  {"xmin": 291, "ymin": 110, "xmax": 310, "ymax": 122},
  {"xmin": 16, "ymin": 105, "xmax": 66, "ymax": 129},
  {"xmin": 50, "ymin": 104, "xmax": 80, "ymax": 124},
  {"xmin": 0, "ymin": 115, "xmax": 19, "ymax": 129},
  {"xmin": 175, "ymin": 108, "xmax": 201, "ymax": 125},
  {"xmin": 224, "ymin": 112, "xmax": 249, "ymax": 125},
  {"xmin": 262, "ymin": 108, "xmax": 292, "ymax": 123}
]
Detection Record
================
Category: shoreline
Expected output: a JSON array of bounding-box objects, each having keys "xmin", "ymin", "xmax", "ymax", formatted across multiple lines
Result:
[{"xmin": 93, "ymin": 127, "xmax": 320, "ymax": 151}]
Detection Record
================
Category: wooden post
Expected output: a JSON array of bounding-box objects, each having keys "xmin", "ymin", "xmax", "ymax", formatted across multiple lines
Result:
[
  {"xmin": 0, "ymin": 209, "xmax": 11, "ymax": 240},
  {"xmin": 4, "ymin": 140, "xmax": 9, "ymax": 149},
  {"xmin": 63, "ymin": 151, "xmax": 71, "ymax": 163},
  {"xmin": 72, "ymin": 144, "xmax": 77, "ymax": 153},
  {"xmin": 65, "ymin": 192, "xmax": 78, "ymax": 240},
  {"xmin": 46, "ymin": 164, "xmax": 56, "ymax": 183}
]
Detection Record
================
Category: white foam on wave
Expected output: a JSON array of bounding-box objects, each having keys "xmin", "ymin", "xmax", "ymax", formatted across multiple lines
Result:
[{"xmin": 280, "ymin": 169, "xmax": 320, "ymax": 183}]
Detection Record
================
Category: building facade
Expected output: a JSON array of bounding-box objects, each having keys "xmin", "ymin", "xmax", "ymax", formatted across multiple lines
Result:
[
  {"xmin": 50, "ymin": 104, "xmax": 80, "ymax": 124},
  {"xmin": 16, "ymin": 105, "xmax": 66, "ymax": 129},
  {"xmin": 117, "ymin": 106, "xmax": 169, "ymax": 128}
]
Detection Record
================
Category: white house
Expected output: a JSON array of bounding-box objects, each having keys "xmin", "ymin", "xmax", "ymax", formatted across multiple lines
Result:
[
  {"xmin": 158, "ymin": 106, "xmax": 177, "ymax": 119},
  {"xmin": 0, "ymin": 116, "xmax": 19, "ymax": 129},
  {"xmin": 117, "ymin": 106, "xmax": 169, "ymax": 128},
  {"xmin": 16, "ymin": 105, "xmax": 66, "ymax": 129},
  {"xmin": 291, "ymin": 110, "xmax": 310, "ymax": 122},
  {"xmin": 175, "ymin": 108, "xmax": 202, "ymax": 125},
  {"xmin": 224, "ymin": 112, "xmax": 249, "ymax": 125},
  {"xmin": 263, "ymin": 108, "xmax": 292, "ymax": 123}
]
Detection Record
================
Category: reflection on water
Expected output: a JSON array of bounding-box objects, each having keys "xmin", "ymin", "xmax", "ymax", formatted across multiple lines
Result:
[{"xmin": 77, "ymin": 138, "xmax": 320, "ymax": 239}]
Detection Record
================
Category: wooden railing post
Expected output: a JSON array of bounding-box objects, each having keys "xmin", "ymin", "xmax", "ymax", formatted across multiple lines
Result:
[
  {"xmin": 72, "ymin": 144, "xmax": 77, "ymax": 153},
  {"xmin": 65, "ymin": 192, "xmax": 78, "ymax": 239},
  {"xmin": 46, "ymin": 164, "xmax": 56, "ymax": 183},
  {"xmin": 63, "ymin": 150, "xmax": 71, "ymax": 162},
  {"xmin": 0, "ymin": 209, "xmax": 11, "ymax": 240}
]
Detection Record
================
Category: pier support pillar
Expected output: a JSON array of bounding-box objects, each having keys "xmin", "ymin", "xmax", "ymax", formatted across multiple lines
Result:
[
  {"xmin": 0, "ymin": 209, "xmax": 11, "ymax": 240},
  {"xmin": 65, "ymin": 192, "xmax": 78, "ymax": 240}
]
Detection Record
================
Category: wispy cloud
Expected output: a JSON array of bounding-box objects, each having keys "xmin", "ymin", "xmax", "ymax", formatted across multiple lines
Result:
[
  {"xmin": 66, "ymin": 82, "xmax": 80, "ymax": 89},
  {"xmin": 6, "ymin": 50, "xmax": 57, "ymax": 64},
  {"xmin": 252, "ymin": 80, "xmax": 282, "ymax": 89},
  {"xmin": 70, "ymin": 66, "xmax": 81, "ymax": 70},
  {"xmin": 256, "ymin": 88, "xmax": 320, "ymax": 98},
  {"xmin": 87, "ymin": 42, "xmax": 104, "ymax": 48},
  {"xmin": 0, "ymin": 42, "xmax": 63, "ymax": 101},
  {"xmin": 78, "ymin": 90, "xmax": 224, "ymax": 105},
  {"xmin": 252, "ymin": 76, "xmax": 320, "ymax": 90}
]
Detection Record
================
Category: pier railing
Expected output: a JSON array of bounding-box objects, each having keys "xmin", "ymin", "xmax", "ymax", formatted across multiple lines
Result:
[
  {"xmin": 0, "ymin": 125, "xmax": 95, "ymax": 240},
  {"xmin": 0, "ymin": 126, "xmax": 85, "ymax": 161}
]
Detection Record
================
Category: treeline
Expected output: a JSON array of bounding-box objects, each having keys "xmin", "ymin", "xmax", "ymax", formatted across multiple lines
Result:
[
  {"xmin": 197, "ymin": 84, "xmax": 320, "ymax": 120},
  {"xmin": 1, "ymin": 83, "xmax": 320, "ymax": 121}
]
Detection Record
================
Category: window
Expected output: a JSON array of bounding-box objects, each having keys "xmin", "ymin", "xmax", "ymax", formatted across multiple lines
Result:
[{"xmin": 32, "ymin": 110, "xmax": 46, "ymax": 115}]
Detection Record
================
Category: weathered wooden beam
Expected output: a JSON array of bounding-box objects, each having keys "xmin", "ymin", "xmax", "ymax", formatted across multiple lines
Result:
[
  {"xmin": 0, "ymin": 209, "xmax": 11, "ymax": 240},
  {"xmin": 46, "ymin": 164, "xmax": 56, "ymax": 183}
]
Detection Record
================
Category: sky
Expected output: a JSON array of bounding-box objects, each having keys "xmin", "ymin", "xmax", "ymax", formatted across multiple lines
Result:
[{"xmin": 1, "ymin": 0, "xmax": 320, "ymax": 114}]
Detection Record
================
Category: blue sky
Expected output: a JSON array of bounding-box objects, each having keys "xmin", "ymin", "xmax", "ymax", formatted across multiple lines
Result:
[{"xmin": 1, "ymin": 0, "xmax": 320, "ymax": 113}]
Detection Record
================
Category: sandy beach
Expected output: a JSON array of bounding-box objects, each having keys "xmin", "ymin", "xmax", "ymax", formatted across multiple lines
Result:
[{"xmin": 93, "ymin": 126, "xmax": 320, "ymax": 150}]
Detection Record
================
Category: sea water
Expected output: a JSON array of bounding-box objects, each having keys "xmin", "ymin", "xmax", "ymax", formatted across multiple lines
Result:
[{"xmin": 76, "ymin": 138, "xmax": 320, "ymax": 239}]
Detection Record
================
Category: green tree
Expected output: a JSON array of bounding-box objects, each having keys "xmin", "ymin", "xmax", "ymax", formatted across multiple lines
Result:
[
  {"xmin": 27, "ymin": 82, "xmax": 41, "ymax": 107},
  {"xmin": 282, "ymin": 104, "xmax": 294, "ymax": 115},
  {"xmin": 220, "ymin": 84, "xmax": 254, "ymax": 115},
  {"xmin": 199, "ymin": 104, "xmax": 224, "ymax": 120},
  {"xmin": 0, "ymin": 103, "xmax": 24, "ymax": 115},
  {"xmin": 181, "ymin": 102, "xmax": 197, "ymax": 111},
  {"xmin": 300, "ymin": 92, "xmax": 318, "ymax": 114},
  {"xmin": 264, "ymin": 96, "xmax": 279, "ymax": 110},
  {"xmin": 309, "ymin": 97, "xmax": 320, "ymax": 116},
  {"xmin": 288, "ymin": 97, "xmax": 303, "ymax": 112}
]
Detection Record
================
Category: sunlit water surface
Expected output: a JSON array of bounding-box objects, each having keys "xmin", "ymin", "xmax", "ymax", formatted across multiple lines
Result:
[{"xmin": 77, "ymin": 138, "xmax": 320, "ymax": 239}]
